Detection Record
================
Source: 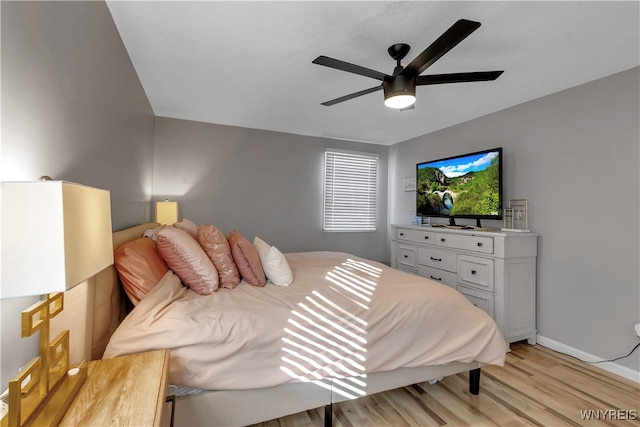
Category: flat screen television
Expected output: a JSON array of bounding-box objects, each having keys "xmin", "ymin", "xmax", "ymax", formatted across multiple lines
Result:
[{"xmin": 416, "ymin": 147, "xmax": 502, "ymax": 227}]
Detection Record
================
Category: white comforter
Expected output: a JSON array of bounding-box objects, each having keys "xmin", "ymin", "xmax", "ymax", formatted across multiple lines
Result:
[{"xmin": 104, "ymin": 252, "xmax": 507, "ymax": 390}]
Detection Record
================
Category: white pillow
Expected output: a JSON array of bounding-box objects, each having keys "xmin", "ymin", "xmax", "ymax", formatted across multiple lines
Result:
[
  {"xmin": 253, "ymin": 237, "xmax": 293, "ymax": 286},
  {"xmin": 143, "ymin": 225, "xmax": 164, "ymax": 241}
]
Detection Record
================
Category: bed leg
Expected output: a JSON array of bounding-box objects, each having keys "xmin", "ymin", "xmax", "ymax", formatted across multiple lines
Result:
[
  {"xmin": 469, "ymin": 368, "xmax": 481, "ymax": 395},
  {"xmin": 324, "ymin": 403, "xmax": 333, "ymax": 427}
]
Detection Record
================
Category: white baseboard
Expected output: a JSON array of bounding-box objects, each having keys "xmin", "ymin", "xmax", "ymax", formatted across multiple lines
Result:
[{"xmin": 536, "ymin": 335, "xmax": 639, "ymax": 383}]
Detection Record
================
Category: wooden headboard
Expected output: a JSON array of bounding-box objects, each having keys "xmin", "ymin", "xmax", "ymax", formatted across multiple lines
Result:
[{"xmin": 50, "ymin": 222, "xmax": 159, "ymax": 364}]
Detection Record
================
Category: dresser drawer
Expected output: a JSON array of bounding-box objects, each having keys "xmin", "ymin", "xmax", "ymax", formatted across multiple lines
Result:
[
  {"xmin": 418, "ymin": 265, "xmax": 457, "ymax": 289},
  {"xmin": 458, "ymin": 286, "xmax": 494, "ymax": 317},
  {"xmin": 396, "ymin": 244, "xmax": 417, "ymax": 269},
  {"xmin": 457, "ymin": 255, "xmax": 494, "ymax": 292},
  {"xmin": 396, "ymin": 228, "xmax": 435, "ymax": 244},
  {"xmin": 435, "ymin": 233, "xmax": 494, "ymax": 254},
  {"xmin": 418, "ymin": 247, "xmax": 456, "ymax": 273}
]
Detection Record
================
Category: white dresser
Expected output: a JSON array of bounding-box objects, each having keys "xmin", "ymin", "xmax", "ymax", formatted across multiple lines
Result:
[{"xmin": 391, "ymin": 224, "xmax": 538, "ymax": 344}]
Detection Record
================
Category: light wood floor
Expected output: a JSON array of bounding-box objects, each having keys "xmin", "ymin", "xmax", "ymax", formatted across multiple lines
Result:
[{"xmin": 250, "ymin": 342, "xmax": 639, "ymax": 427}]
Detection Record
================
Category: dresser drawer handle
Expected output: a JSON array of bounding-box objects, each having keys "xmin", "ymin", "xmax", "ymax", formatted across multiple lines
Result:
[
  {"xmin": 430, "ymin": 275, "xmax": 442, "ymax": 281},
  {"xmin": 404, "ymin": 255, "xmax": 408, "ymax": 258},
  {"xmin": 430, "ymin": 257, "xmax": 442, "ymax": 262},
  {"xmin": 441, "ymin": 238, "xmax": 446, "ymax": 242},
  {"xmin": 399, "ymin": 232, "xmax": 404, "ymax": 236},
  {"xmin": 424, "ymin": 236, "xmax": 429, "ymax": 240},
  {"xmin": 471, "ymin": 270, "xmax": 477, "ymax": 275},
  {"xmin": 477, "ymin": 242, "xmax": 483, "ymax": 247}
]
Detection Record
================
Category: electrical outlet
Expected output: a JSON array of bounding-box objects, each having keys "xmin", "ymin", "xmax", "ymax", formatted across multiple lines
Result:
[
  {"xmin": 0, "ymin": 389, "xmax": 8, "ymax": 418},
  {"xmin": 635, "ymin": 323, "xmax": 640, "ymax": 338}
]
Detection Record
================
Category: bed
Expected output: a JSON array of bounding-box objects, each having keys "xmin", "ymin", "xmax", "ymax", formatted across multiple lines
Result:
[{"xmin": 51, "ymin": 222, "xmax": 507, "ymax": 426}]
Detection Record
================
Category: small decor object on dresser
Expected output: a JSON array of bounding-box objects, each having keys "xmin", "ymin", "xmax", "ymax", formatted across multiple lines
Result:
[
  {"xmin": 502, "ymin": 199, "xmax": 530, "ymax": 232},
  {"xmin": 410, "ymin": 212, "xmax": 421, "ymax": 225}
]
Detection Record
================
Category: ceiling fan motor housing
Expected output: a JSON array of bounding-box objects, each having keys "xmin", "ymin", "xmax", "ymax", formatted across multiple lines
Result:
[{"xmin": 383, "ymin": 74, "xmax": 416, "ymax": 96}]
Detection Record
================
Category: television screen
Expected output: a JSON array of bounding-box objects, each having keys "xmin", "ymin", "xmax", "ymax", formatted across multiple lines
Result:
[{"xmin": 416, "ymin": 148, "xmax": 502, "ymax": 220}]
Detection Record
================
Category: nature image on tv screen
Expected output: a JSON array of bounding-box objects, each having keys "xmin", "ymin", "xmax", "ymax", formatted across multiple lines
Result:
[{"xmin": 417, "ymin": 149, "xmax": 501, "ymax": 217}]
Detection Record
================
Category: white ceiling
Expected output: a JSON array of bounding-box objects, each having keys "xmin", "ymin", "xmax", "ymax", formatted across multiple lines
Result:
[{"xmin": 106, "ymin": 1, "xmax": 639, "ymax": 146}]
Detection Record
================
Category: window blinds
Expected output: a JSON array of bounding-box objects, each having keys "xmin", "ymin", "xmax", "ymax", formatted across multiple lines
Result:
[{"xmin": 323, "ymin": 150, "xmax": 378, "ymax": 232}]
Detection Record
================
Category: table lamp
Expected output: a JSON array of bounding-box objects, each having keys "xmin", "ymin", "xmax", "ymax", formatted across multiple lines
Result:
[
  {"xmin": 1, "ymin": 180, "xmax": 113, "ymax": 427},
  {"xmin": 155, "ymin": 200, "xmax": 178, "ymax": 225}
]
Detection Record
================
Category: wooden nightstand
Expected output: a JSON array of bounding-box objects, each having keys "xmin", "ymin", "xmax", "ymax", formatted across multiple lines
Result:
[{"xmin": 59, "ymin": 350, "xmax": 171, "ymax": 426}]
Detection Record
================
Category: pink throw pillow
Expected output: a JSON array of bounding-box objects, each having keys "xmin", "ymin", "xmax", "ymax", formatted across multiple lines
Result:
[
  {"xmin": 228, "ymin": 230, "xmax": 266, "ymax": 287},
  {"xmin": 197, "ymin": 225, "xmax": 241, "ymax": 289},
  {"xmin": 174, "ymin": 218, "xmax": 198, "ymax": 238},
  {"xmin": 115, "ymin": 237, "xmax": 169, "ymax": 305},
  {"xmin": 156, "ymin": 227, "xmax": 219, "ymax": 295}
]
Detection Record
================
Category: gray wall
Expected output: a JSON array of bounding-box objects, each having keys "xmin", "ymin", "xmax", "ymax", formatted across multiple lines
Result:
[
  {"xmin": 389, "ymin": 67, "xmax": 640, "ymax": 374},
  {"xmin": 153, "ymin": 117, "xmax": 389, "ymax": 262},
  {"xmin": 1, "ymin": 1, "xmax": 155, "ymax": 388}
]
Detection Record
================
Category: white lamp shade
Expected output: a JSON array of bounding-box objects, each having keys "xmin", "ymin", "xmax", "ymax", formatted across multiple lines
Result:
[
  {"xmin": 1, "ymin": 181, "xmax": 114, "ymax": 299},
  {"xmin": 155, "ymin": 201, "xmax": 178, "ymax": 225}
]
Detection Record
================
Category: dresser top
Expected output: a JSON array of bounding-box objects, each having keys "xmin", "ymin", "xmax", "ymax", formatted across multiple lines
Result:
[{"xmin": 392, "ymin": 224, "xmax": 538, "ymax": 237}]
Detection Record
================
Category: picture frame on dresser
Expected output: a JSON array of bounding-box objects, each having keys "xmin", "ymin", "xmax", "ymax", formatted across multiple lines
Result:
[
  {"xmin": 391, "ymin": 224, "xmax": 538, "ymax": 345},
  {"xmin": 502, "ymin": 199, "xmax": 530, "ymax": 232}
]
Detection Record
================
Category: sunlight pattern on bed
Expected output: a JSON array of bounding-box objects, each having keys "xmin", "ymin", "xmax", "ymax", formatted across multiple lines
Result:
[{"xmin": 280, "ymin": 258, "xmax": 382, "ymax": 399}]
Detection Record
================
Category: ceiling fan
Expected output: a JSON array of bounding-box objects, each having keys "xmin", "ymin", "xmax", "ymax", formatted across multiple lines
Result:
[{"xmin": 312, "ymin": 19, "xmax": 503, "ymax": 110}]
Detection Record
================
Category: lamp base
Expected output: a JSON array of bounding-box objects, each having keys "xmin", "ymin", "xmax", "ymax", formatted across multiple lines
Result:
[
  {"xmin": 2, "ymin": 292, "xmax": 88, "ymax": 427},
  {"xmin": 1, "ymin": 363, "xmax": 87, "ymax": 427}
]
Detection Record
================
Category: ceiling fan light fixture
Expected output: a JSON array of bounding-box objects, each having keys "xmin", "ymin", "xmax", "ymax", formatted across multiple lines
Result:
[
  {"xmin": 384, "ymin": 94, "xmax": 416, "ymax": 109},
  {"xmin": 383, "ymin": 75, "xmax": 416, "ymax": 109}
]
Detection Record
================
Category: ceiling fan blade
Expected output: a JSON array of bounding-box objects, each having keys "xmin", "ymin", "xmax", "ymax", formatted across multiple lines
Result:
[
  {"xmin": 401, "ymin": 19, "xmax": 482, "ymax": 77},
  {"xmin": 313, "ymin": 56, "xmax": 389, "ymax": 81},
  {"xmin": 416, "ymin": 71, "xmax": 504, "ymax": 85},
  {"xmin": 320, "ymin": 85, "xmax": 383, "ymax": 106}
]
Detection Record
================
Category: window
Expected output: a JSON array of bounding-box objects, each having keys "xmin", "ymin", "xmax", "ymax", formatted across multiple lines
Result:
[{"xmin": 323, "ymin": 150, "xmax": 379, "ymax": 232}]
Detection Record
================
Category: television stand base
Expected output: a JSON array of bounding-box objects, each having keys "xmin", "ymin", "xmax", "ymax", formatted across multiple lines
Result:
[
  {"xmin": 431, "ymin": 224, "xmax": 494, "ymax": 231},
  {"xmin": 442, "ymin": 218, "xmax": 484, "ymax": 229}
]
